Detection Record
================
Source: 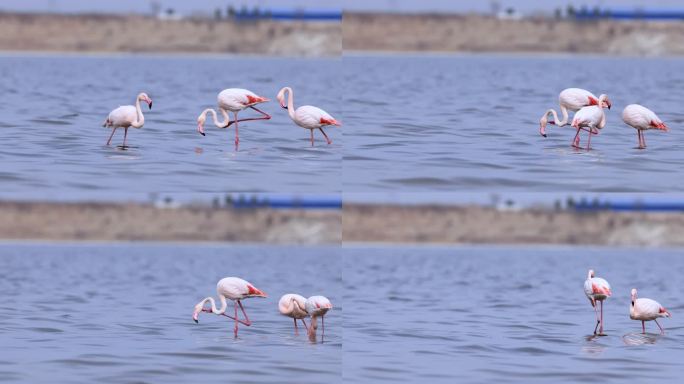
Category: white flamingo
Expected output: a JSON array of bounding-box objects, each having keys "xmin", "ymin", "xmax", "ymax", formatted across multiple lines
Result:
[
  {"xmin": 584, "ymin": 269, "xmax": 612, "ymax": 335},
  {"xmin": 539, "ymin": 88, "xmax": 611, "ymax": 143},
  {"xmin": 571, "ymin": 97, "xmax": 610, "ymax": 150},
  {"xmin": 278, "ymin": 293, "xmax": 309, "ymax": 334},
  {"xmin": 305, "ymin": 295, "xmax": 333, "ymax": 342},
  {"xmin": 630, "ymin": 288, "xmax": 671, "ymax": 334},
  {"xmin": 192, "ymin": 277, "xmax": 267, "ymax": 337},
  {"xmin": 276, "ymin": 86, "xmax": 341, "ymax": 147},
  {"xmin": 622, "ymin": 104, "xmax": 669, "ymax": 149},
  {"xmin": 196, "ymin": 88, "xmax": 270, "ymax": 149},
  {"xmin": 103, "ymin": 92, "xmax": 152, "ymax": 148}
]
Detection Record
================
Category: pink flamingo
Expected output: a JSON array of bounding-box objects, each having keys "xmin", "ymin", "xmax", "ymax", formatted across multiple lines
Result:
[
  {"xmin": 193, "ymin": 277, "xmax": 267, "ymax": 337},
  {"xmin": 584, "ymin": 269, "xmax": 612, "ymax": 335},
  {"xmin": 278, "ymin": 293, "xmax": 309, "ymax": 335},
  {"xmin": 305, "ymin": 295, "xmax": 332, "ymax": 342},
  {"xmin": 571, "ymin": 96, "xmax": 610, "ymax": 150},
  {"xmin": 622, "ymin": 104, "xmax": 669, "ymax": 149},
  {"xmin": 630, "ymin": 288, "xmax": 671, "ymax": 334},
  {"xmin": 539, "ymin": 88, "xmax": 611, "ymax": 145},
  {"xmin": 103, "ymin": 92, "xmax": 152, "ymax": 148},
  {"xmin": 196, "ymin": 88, "xmax": 271, "ymax": 149},
  {"xmin": 276, "ymin": 86, "xmax": 341, "ymax": 147}
]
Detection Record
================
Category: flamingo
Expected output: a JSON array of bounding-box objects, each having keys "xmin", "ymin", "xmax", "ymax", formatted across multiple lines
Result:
[
  {"xmin": 276, "ymin": 86, "xmax": 341, "ymax": 147},
  {"xmin": 630, "ymin": 288, "xmax": 671, "ymax": 334},
  {"xmin": 102, "ymin": 92, "xmax": 152, "ymax": 148},
  {"xmin": 196, "ymin": 88, "xmax": 270, "ymax": 149},
  {"xmin": 192, "ymin": 277, "xmax": 267, "ymax": 337},
  {"xmin": 278, "ymin": 293, "xmax": 309, "ymax": 334},
  {"xmin": 539, "ymin": 88, "xmax": 611, "ymax": 142},
  {"xmin": 571, "ymin": 96, "xmax": 610, "ymax": 150},
  {"xmin": 584, "ymin": 269, "xmax": 612, "ymax": 335},
  {"xmin": 305, "ymin": 295, "xmax": 332, "ymax": 342},
  {"xmin": 622, "ymin": 104, "xmax": 669, "ymax": 149}
]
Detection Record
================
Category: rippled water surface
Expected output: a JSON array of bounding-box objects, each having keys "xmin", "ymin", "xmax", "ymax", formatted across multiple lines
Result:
[
  {"xmin": 343, "ymin": 55, "xmax": 684, "ymax": 192},
  {"xmin": 344, "ymin": 245, "xmax": 684, "ymax": 383},
  {"xmin": 0, "ymin": 243, "xmax": 341, "ymax": 383},
  {"xmin": 0, "ymin": 55, "xmax": 341, "ymax": 197}
]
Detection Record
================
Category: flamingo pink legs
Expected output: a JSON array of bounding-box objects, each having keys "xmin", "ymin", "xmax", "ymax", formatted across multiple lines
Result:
[
  {"xmin": 637, "ymin": 130, "xmax": 647, "ymax": 149},
  {"xmin": 319, "ymin": 128, "xmax": 332, "ymax": 145},
  {"xmin": 293, "ymin": 318, "xmax": 309, "ymax": 335},
  {"xmin": 123, "ymin": 127, "xmax": 129, "ymax": 148},
  {"xmin": 200, "ymin": 299, "xmax": 252, "ymax": 337},
  {"xmin": 599, "ymin": 300, "xmax": 604, "ymax": 334},
  {"xmin": 223, "ymin": 106, "xmax": 272, "ymax": 150},
  {"xmin": 106, "ymin": 127, "xmax": 118, "ymax": 146},
  {"xmin": 572, "ymin": 128, "xmax": 598, "ymax": 150}
]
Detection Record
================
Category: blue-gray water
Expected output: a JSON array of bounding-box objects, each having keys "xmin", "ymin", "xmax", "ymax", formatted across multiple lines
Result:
[
  {"xmin": 343, "ymin": 55, "xmax": 684, "ymax": 192},
  {"xmin": 0, "ymin": 243, "xmax": 341, "ymax": 383},
  {"xmin": 344, "ymin": 245, "xmax": 684, "ymax": 383},
  {"xmin": 0, "ymin": 54, "xmax": 342, "ymax": 197}
]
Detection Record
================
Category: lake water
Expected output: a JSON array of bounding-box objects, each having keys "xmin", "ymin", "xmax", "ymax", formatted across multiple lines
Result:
[
  {"xmin": 0, "ymin": 54, "xmax": 342, "ymax": 198},
  {"xmin": 0, "ymin": 243, "xmax": 341, "ymax": 383},
  {"xmin": 344, "ymin": 245, "xmax": 684, "ymax": 383},
  {"xmin": 343, "ymin": 55, "xmax": 684, "ymax": 192}
]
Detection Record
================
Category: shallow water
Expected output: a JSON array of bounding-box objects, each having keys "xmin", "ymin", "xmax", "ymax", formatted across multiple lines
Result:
[
  {"xmin": 344, "ymin": 245, "xmax": 684, "ymax": 383},
  {"xmin": 343, "ymin": 55, "xmax": 684, "ymax": 192},
  {"xmin": 0, "ymin": 54, "xmax": 342, "ymax": 197},
  {"xmin": 0, "ymin": 243, "xmax": 341, "ymax": 383}
]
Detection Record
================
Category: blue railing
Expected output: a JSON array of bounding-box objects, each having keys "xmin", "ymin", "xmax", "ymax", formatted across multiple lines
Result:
[
  {"xmin": 229, "ymin": 195, "xmax": 341, "ymax": 209},
  {"xmin": 574, "ymin": 201, "xmax": 684, "ymax": 212},
  {"xmin": 575, "ymin": 9, "xmax": 684, "ymax": 20},
  {"xmin": 233, "ymin": 9, "xmax": 341, "ymax": 21}
]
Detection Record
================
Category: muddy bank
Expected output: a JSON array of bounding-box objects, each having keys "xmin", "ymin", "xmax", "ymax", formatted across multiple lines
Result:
[
  {"xmin": 343, "ymin": 204, "xmax": 684, "ymax": 247},
  {"xmin": 343, "ymin": 13, "xmax": 684, "ymax": 56},
  {"xmin": 0, "ymin": 201, "xmax": 340, "ymax": 244},
  {"xmin": 0, "ymin": 12, "xmax": 340, "ymax": 56}
]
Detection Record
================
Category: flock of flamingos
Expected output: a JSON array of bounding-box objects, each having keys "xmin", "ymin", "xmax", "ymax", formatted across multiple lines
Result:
[
  {"xmin": 585, "ymin": 269, "xmax": 670, "ymax": 335},
  {"xmin": 192, "ymin": 277, "xmax": 333, "ymax": 342},
  {"xmin": 539, "ymin": 88, "xmax": 669, "ymax": 149},
  {"xmin": 103, "ymin": 87, "xmax": 341, "ymax": 149}
]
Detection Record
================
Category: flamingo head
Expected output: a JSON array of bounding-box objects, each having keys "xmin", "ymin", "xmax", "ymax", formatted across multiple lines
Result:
[
  {"xmin": 631, "ymin": 288, "xmax": 637, "ymax": 305},
  {"xmin": 598, "ymin": 94, "xmax": 611, "ymax": 110},
  {"xmin": 276, "ymin": 87, "xmax": 288, "ymax": 109},
  {"xmin": 196, "ymin": 114, "xmax": 206, "ymax": 136},
  {"xmin": 192, "ymin": 304, "xmax": 203, "ymax": 323},
  {"xmin": 587, "ymin": 269, "xmax": 595, "ymax": 279},
  {"xmin": 539, "ymin": 118, "xmax": 548, "ymax": 137},
  {"xmin": 138, "ymin": 93, "xmax": 153, "ymax": 109}
]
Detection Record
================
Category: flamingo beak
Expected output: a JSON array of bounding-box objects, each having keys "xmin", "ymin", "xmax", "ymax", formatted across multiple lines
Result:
[
  {"xmin": 197, "ymin": 123, "xmax": 205, "ymax": 136},
  {"xmin": 192, "ymin": 312, "xmax": 199, "ymax": 323},
  {"xmin": 540, "ymin": 124, "xmax": 547, "ymax": 138}
]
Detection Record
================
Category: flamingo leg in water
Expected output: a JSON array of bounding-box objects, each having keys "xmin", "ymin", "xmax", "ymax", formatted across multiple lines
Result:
[
  {"xmin": 310, "ymin": 130, "xmax": 315, "ymax": 147},
  {"xmin": 293, "ymin": 318, "xmax": 298, "ymax": 334},
  {"xmin": 592, "ymin": 302, "xmax": 600, "ymax": 335},
  {"xmin": 572, "ymin": 128, "xmax": 581, "ymax": 148},
  {"xmin": 586, "ymin": 127, "xmax": 592, "ymax": 150},
  {"xmin": 319, "ymin": 127, "xmax": 332, "ymax": 145},
  {"xmin": 655, "ymin": 319, "xmax": 664, "ymax": 334},
  {"xmin": 641, "ymin": 131, "xmax": 647, "ymax": 149},
  {"xmin": 642, "ymin": 321, "xmax": 645, "ymax": 334},
  {"xmin": 106, "ymin": 127, "xmax": 118, "ymax": 146},
  {"xmin": 233, "ymin": 301, "xmax": 239, "ymax": 336},
  {"xmin": 321, "ymin": 316, "xmax": 325, "ymax": 339},
  {"xmin": 233, "ymin": 112, "xmax": 239, "ymax": 150},
  {"xmin": 301, "ymin": 318, "xmax": 308, "ymax": 331},
  {"xmin": 237, "ymin": 300, "xmax": 252, "ymax": 326},
  {"xmin": 122, "ymin": 127, "xmax": 129, "ymax": 148},
  {"xmin": 599, "ymin": 300, "xmax": 604, "ymax": 334}
]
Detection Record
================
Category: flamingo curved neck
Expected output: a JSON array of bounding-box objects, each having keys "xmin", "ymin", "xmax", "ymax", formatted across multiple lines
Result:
[
  {"xmin": 131, "ymin": 97, "xmax": 145, "ymax": 128},
  {"xmin": 544, "ymin": 105, "xmax": 569, "ymax": 127},
  {"xmin": 203, "ymin": 108, "xmax": 230, "ymax": 128},
  {"xmin": 203, "ymin": 295, "xmax": 228, "ymax": 315},
  {"xmin": 283, "ymin": 87, "xmax": 296, "ymax": 121}
]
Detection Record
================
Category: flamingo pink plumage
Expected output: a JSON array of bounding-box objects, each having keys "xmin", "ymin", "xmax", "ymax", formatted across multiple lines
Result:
[
  {"xmin": 197, "ymin": 88, "xmax": 271, "ymax": 149},
  {"xmin": 630, "ymin": 288, "xmax": 671, "ymax": 334},
  {"xmin": 305, "ymin": 295, "xmax": 332, "ymax": 342},
  {"xmin": 622, "ymin": 104, "xmax": 669, "ymax": 149},
  {"xmin": 584, "ymin": 269, "xmax": 612, "ymax": 335},
  {"xmin": 540, "ymin": 88, "xmax": 611, "ymax": 138},
  {"xmin": 278, "ymin": 293, "xmax": 309, "ymax": 334},
  {"xmin": 277, "ymin": 86, "xmax": 341, "ymax": 147},
  {"xmin": 103, "ymin": 92, "xmax": 152, "ymax": 148},
  {"xmin": 193, "ymin": 277, "xmax": 267, "ymax": 337}
]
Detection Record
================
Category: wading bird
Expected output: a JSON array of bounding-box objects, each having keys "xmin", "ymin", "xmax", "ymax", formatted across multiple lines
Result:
[
  {"xmin": 584, "ymin": 269, "xmax": 612, "ymax": 335},
  {"xmin": 571, "ymin": 95, "xmax": 610, "ymax": 150},
  {"xmin": 103, "ymin": 92, "xmax": 152, "ymax": 148},
  {"xmin": 305, "ymin": 295, "xmax": 333, "ymax": 342},
  {"xmin": 630, "ymin": 288, "xmax": 671, "ymax": 334},
  {"xmin": 622, "ymin": 104, "xmax": 669, "ymax": 149},
  {"xmin": 539, "ymin": 88, "xmax": 611, "ymax": 143},
  {"xmin": 276, "ymin": 86, "xmax": 341, "ymax": 147},
  {"xmin": 278, "ymin": 293, "xmax": 309, "ymax": 334},
  {"xmin": 197, "ymin": 88, "xmax": 271, "ymax": 149},
  {"xmin": 193, "ymin": 277, "xmax": 267, "ymax": 337}
]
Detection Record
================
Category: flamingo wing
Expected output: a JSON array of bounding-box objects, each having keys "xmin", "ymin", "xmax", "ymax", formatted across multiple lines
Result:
[
  {"xmin": 635, "ymin": 298, "xmax": 665, "ymax": 319},
  {"xmin": 623, "ymin": 104, "xmax": 667, "ymax": 131},
  {"xmin": 107, "ymin": 105, "xmax": 137, "ymax": 127},
  {"xmin": 560, "ymin": 88, "xmax": 598, "ymax": 110},
  {"xmin": 572, "ymin": 106, "xmax": 602, "ymax": 128}
]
